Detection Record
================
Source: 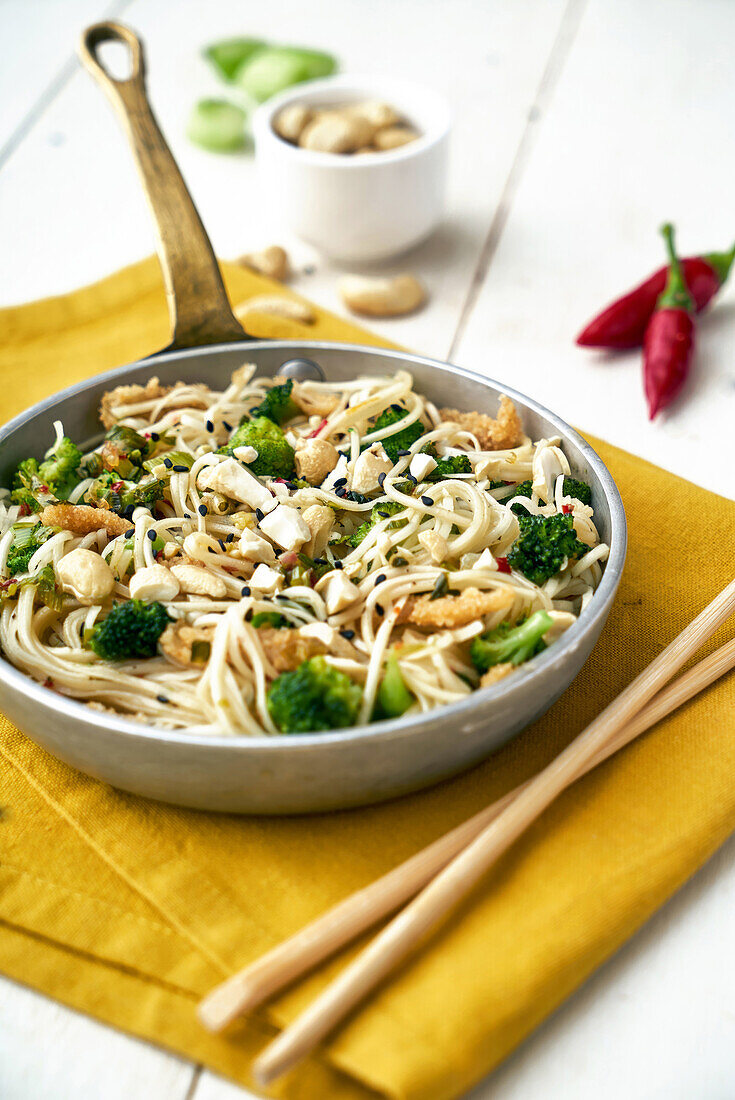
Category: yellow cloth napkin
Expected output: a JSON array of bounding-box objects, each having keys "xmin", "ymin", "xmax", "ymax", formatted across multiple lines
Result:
[{"xmin": 0, "ymin": 257, "xmax": 733, "ymax": 1100}]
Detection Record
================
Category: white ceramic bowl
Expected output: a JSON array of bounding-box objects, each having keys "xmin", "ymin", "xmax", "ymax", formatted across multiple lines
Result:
[{"xmin": 252, "ymin": 74, "xmax": 451, "ymax": 262}]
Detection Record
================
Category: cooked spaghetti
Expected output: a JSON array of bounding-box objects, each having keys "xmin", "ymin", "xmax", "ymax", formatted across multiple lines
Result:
[{"xmin": 0, "ymin": 367, "xmax": 609, "ymax": 735}]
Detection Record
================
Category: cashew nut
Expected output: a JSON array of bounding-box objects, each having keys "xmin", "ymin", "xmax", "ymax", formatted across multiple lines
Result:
[
  {"xmin": 56, "ymin": 548, "xmax": 115, "ymax": 605},
  {"xmin": 235, "ymin": 295, "xmax": 315, "ymax": 325},
  {"xmin": 273, "ymin": 103, "xmax": 313, "ymax": 144},
  {"xmin": 294, "ymin": 438, "xmax": 339, "ymax": 485},
  {"xmin": 129, "ymin": 564, "xmax": 181, "ymax": 603},
  {"xmin": 346, "ymin": 100, "xmax": 400, "ymax": 130},
  {"xmin": 170, "ymin": 561, "xmax": 227, "ymax": 598},
  {"xmin": 373, "ymin": 126, "xmax": 419, "ymax": 151},
  {"xmin": 299, "ymin": 112, "xmax": 374, "ymax": 154},
  {"xmin": 301, "ymin": 504, "xmax": 335, "ymax": 558},
  {"xmin": 338, "ymin": 274, "xmax": 426, "ymax": 318},
  {"xmin": 237, "ymin": 245, "xmax": 289, "ymax": 282}
]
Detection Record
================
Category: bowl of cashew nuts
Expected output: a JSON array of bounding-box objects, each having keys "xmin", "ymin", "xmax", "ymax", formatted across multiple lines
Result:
[{"xmin": 252, "ymin": 74, "xmax": 451, "ymax": 262}]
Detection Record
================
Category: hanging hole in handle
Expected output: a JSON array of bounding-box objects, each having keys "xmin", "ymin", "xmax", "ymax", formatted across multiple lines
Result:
[{"xmin": 79, "ymin": 22, "xmax": 144, "ymax": 86}]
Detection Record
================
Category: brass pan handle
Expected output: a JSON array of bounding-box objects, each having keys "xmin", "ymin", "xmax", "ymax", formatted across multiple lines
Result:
[{"xmin": 78, "ymin": 22, "xmax": 247, "ymax": 352}]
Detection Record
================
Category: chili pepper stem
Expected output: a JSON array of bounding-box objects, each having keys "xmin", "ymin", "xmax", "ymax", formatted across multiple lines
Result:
[{"xmin": 657, "ymin": 224, "xmax": 695, "ymax": 313}]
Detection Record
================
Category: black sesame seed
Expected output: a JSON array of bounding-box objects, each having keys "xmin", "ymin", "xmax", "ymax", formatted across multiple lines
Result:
[
  {"xmin": 406, "ymin": 473, "xmax": 418, "ymax": 485},
  {"xmin": 285, "ymin": 481, "xmax": 298, "ymax": 490},
  {"xmin": 334, "ymin": 477, "xmax": 347, "ymax": 487},
  {"xmin": 335, "ymin": 487, "xmax": 347, "ymax": 498},
  {"xmin": 226, "ymin": 533, "xmax": 235, "ymax": 543},
  {"xmin": 240, "ymin": 585, "xmax": 251, "ymax": 597},
  {"xmin": 206, "ymin": 420, "xmax": 214, "ymax": 433},
  {"xmin": 397, "ymin": 448, "xmax": 411, "ymax": 457},
  {"xmin": 147, "ymin": 529, "xmax": 157, "ymax": 541},
  {"xmin": 208, "ymin": 547, "xmax": 215, "ymax": 553},
  {"xmin": 314, "ymin": 557, "xmax": 328, "ymax": 565},
  {"xmin": 378, "ymin": 472, "xmax": 386, "ymax": 487},
  {"xmin": 150, "ymin": 432, "xmax": 160, "ymax": 442},
  {"xmin": 172, "ymin": 464, "xmax": 189, "ymax": 473},
  {"xmin": 218, "ymin": 540, "xmax": 226, "ymax": 552},
  {"xmin": 255, "ymin": 508, "xmax": 264, "ymax": 522},
  {"xmin": 375, "ymin": 573, "xmax": 387, "ymax": 585},
  {"xmin": 183, "ymin": 512, "xmax": 191, "ymax": 520},
  {"xmin": 223, "ymin": 421, "xmax": 232, "ymax": 432},
  {"xmin": 421, "ymin": 495, "xmax": 434, "ymax": 506},
  {"xmin": 124, "ymin": 505, "xmax": 135, "ymax": 518},
  {"xmin": 334, "ymin": 560, "xmax": 344, "ymax": 570},
  {"xmin": 375, "ymin": 602, "xmax": 384, "ymax": 616},
  {"xmin": 377, "ymin": 510, "xmax": 390, "ymax": 518},
  {"xmin": 349, "ymin": 491, "xmax": 369, "ymax": 504},
  {"xmin": 245, "ymin": 608, "xmax": 253, "ymax": 621},
  {"xmin": 156, "ymin": 695, "xmax": 169, "ymax": 704},
  {"xmin": 391, "ymin": 403, "xmax": 402, "ymax": 413},
  {"xmin": 163, "ymin": 457, "xmax": 173, "ymax": 469},
  {"xmin": 275, "ymin": 594, "xmax": 290, "ymax": 601},
  {"xmin": 198, "ymin": 504, "xmax": 208, "ymax": 516},
  {"xmin": 339, "ymin": 629, "xmax": 355, "ymax": 640},
  {"xmin": 393, "ymin": 556, "xmax": 408, "ymax": 567},
  {"xmin": 125, "ymin": 529, "xmax": 135, "ymax": 539},
  {"xmin": 338, "ymin": 450, "xmax": 350, "ymax": 459}
]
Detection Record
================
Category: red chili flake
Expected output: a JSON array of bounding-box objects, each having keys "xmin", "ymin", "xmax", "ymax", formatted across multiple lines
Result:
[
  {"xmin": 307, "ymin": 418, "xmax": 328, "ymax": 439},
  {"xmin": 562, "ymin": 504, "xmax": 573, "ymax": 515},
  {"xmin": 42, "ymin": 677, "xmax": 55, "ymax": 690},
  {"xmin": 40, "ymin": 485, "xmax": 50, "ymax": 493},
  {"xmin": 111, "ymin": 480, "xmax": 125, "ymax": 492},
  {"xmin": 18, "ymin": 502, "xmax": 30, "ymax": 517},
  {"xmin": 496, "ymin": 557, "xmax": 511, "ymax": 574},
  {"xmin": 155, "ymin": 550, "xmax": 165, "ymax": 562}
]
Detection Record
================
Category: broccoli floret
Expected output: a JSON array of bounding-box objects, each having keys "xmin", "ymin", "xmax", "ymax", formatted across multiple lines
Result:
[
  {"xmin": 470, "ymin": 610, "xmax": 554, "ymax": 673},
  {"xmin": 375, "ymin": 652, "xmax": 414, "ymax": 718},
  {"xmin": 372, "ymin": 406, "xmax": 425, "ymax": 462},
  {"xmin": 507, "ymin": 513, "xmax": 587, "ymax": 586},
  {"xmin": 250, "ymin": 380, "xmax": 298, "ymax": 425},
  {"xmin": 220, "ymin": 416, "xmax": 295, "ymax": 478},
  {"xmin": 6, "ymin": 524, "xmax": 57, "ymax": 575},
  {"xmin": 86, "ymin": 600, "xmax": 171, "ymax": 661},
  {"xmin": 503, "ymin": 480, "xmax": 534, "ymax": 515},
  {"xmin": 267, "ymin": 655, "xmax": 363, "ymax": 733},
  {"xmin": 39, "ymin": 436, "xmax": 83, "ymax": 499},
  {"xmin": 426, "ymin": 453, "xmax": 473, "ymax": 481},
  {"xmin": 11, "ymin": 436, "xmax": 83, "ymax": 510},
  {"xmin": 11, "ymin": 458, "xmax": 42, "ymax": 513},
  {"xmin": 348, "ymin": 500, "xmax": 405, "ymax": 548},
  {"xmin": 252, "ymin": 611, "xmax": 288, "ymax": 629},
  {"xmin": 562, "ymin": 476, "xmax": 592, "ymax": 507}
]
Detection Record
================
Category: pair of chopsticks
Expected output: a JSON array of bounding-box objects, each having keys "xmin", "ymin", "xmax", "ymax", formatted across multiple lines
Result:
[{"xmin": 198, "ymin": 578, "xmax": 735, "ymax": 1087}]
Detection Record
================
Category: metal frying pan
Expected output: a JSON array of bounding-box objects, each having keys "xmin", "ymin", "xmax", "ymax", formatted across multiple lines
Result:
[{"xmin": 0, "ymin": 23, "xmax": 626, "ymax": 813}]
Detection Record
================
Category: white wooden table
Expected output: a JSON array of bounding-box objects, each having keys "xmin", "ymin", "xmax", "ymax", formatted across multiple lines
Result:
[{"xmin": 1, "ymin": 1, "xmax": 734, "ymax": 1097}]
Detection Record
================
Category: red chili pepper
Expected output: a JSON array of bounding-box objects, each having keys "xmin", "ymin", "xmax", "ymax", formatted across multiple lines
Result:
[
  {"xmin": 643, "ymin": 224, "xmax": 695, "ymax": 420},
  {"xmin": 576, "ymin": 244, "xmax": 733, "ymax": 349},
  {"xmin": 562, "ymin": 503, "xmax": 573, "ymax": 515},
  {"xmin": 496, "ymin": 556, "xmax": 511, "ymax": 574}
]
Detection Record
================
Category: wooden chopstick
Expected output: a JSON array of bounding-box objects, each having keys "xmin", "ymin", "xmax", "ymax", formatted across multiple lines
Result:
[
  {"xmin": 251, "ymin": 578, "xmax": 735, "ymax": 1085},
  {"xmin": 198, "ymin": 634, "xmax": 735, "ymax": 1033}
]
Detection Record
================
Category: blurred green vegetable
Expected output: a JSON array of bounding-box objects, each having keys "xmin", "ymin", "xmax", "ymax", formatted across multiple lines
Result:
[
  {"xmin": 187, "ymin": 99, "xmax": 247, "ymax": 152},
  {"xmin": 203, "ymin": 37, "xmax": 266, "ymax": 81},
  {"xmin": 236, "ymin": 46, "xmax": 337, "ymax": 102}
]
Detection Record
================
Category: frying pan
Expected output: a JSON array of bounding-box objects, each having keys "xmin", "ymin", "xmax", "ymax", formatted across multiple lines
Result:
[{"xmin": 0, "ymin": 23, "xmax": 626, "ymax": 813}]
